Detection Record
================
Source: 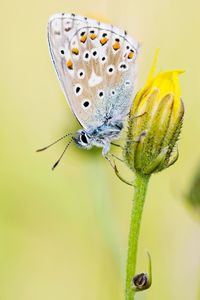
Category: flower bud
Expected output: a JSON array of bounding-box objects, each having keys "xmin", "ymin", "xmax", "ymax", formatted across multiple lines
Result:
[
  {"xmin": 124, "ymin": 53, "xmax": 185, "ymax": 175},
  {"xmin": 132, "ymin": 272, "xmax": 151, "ymax": 291}
]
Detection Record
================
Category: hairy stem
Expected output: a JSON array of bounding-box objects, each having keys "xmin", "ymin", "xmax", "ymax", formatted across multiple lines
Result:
[{"xmin": 125, "ymin": 172, "xmax": 150, "ymax": 300}]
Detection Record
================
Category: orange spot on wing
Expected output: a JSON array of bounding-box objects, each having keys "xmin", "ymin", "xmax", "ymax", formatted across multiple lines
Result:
[
  {"xmin": 100, "ymin": 37, "xmax": 108, "ymax": 45},
  {"xmin": 128, "ymin": 51, "xmax": 134, "ymax": 59},
  {"xmin": 80, "ymin": 35, "xmax": 87, "ymax": 43},
  {"xmin": 90, "ymin": 33, "xmax": 97, "ymax": 40},
  {"xmin": 71, "ymin": 48, "xmax": 79, "ymax": 55},
  {"xmin": 66, "ymin": 59, "xmax": 73, "ymax": 70},
  {"xmin": 113, "ymin": 42, "xmax": 120, "ymax": 50}
]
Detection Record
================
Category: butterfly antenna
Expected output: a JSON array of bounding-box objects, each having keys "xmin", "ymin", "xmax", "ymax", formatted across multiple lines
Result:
[
  {"xmin": 52, "ymin": 138, "xmax": 73, "ymax": 170},
  {"xmin": 36, "ymin": 133, "xmax": 74, "ymax": 152}
]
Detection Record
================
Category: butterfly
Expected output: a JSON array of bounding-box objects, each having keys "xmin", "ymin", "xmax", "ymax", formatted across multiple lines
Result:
[{"xmin": 38, "ymin": 13, "xmax": 139, "ymax": 168}]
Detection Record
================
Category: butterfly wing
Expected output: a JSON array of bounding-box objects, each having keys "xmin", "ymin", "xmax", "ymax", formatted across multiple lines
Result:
[{"xmin": 48, "ymin": 13, "xmax": 139, "ymax": 130}]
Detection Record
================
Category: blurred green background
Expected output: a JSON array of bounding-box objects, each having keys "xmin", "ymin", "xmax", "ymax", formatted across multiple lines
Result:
[{"xmin": 0, "ymin": 0, "xmax": 200, "ymax": 299}]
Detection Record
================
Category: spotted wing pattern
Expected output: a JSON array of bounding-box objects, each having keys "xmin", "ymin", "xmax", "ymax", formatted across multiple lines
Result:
[{"xmin": 48, "ymin": 13, "xmax": 139, "ymax": 129}]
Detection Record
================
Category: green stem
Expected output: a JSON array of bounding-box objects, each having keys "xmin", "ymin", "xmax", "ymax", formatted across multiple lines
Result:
[{"xmin": 125, "ymin": 172, "xmax": 150, "ymax": 300}]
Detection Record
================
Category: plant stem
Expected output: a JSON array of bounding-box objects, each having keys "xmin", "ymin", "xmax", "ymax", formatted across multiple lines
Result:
[{"xmin": 125, "ymin": 172, "xmax": 150, "ymax": 300}]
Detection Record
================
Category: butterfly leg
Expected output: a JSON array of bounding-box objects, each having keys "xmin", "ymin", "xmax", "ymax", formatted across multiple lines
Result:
[
  {"xmin": 102, "ymin": 143, "xmax": 133, "ymax": 186},
  {"xmin": 129, "ymin": 111, "xmax": 147, "ymax": 121},
  {"xmin": 105, "ymin": 153, "xmax": 134, "ymax": 186},
  {"xmin": 111, "ymin": 142, "xmax": 122, "ymax": 148},
  {"xmin": 126, "ymin": 130, "xmax": 147, "ymax": 143},
  {"xmin": 110, "ymin": 131, "xmax": 147, "ymax": 150},
  {"xmin": 103, "ymin": 142, "xmax": 124, "ymax": 163},
  {"xmin": 113, "ymin": 163, "xmax": 134, "ymax": 186},
  {"xmin": 104, "ymin": 153, "xmax": 115, "ymax": 169},
  {"xmin": 110, "ymin": 153, "xmax": 124, "ymax": 163}
]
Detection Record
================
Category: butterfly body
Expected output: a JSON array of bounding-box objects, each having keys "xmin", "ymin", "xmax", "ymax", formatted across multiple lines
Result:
[
  {"xmin": 74, "ymin": 119, "xmax": 123, "ymax": 155},
  {"xmin": 48, "ymin": 13, "xmax": 139, "ymax": 155}
]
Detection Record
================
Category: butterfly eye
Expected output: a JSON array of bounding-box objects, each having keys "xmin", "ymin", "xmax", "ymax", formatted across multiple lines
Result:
[
  {"xmin": 106, "ymin": 65, "xmax": 115, "ymax": 75},
  {"xmin": 83, "ymin": 51, "xmax": 90, "ymax": 61},
  {"xmin": 80, "ymin": 133, "xmax": 88, "ymax": 144},
  {"xmin": 77, "ymin": 69, "xmax": 85, "ymax": 79},
  {"xmin": 98, "ymin": 90, "xmax": 105, "ymax": 99},
  {"xmin": 82, "ymin": 99, "xmax": 91, "ymax": 109},
  {"xmin": 74, "ymin": 84, "xmax": 82, "ymax": 96}
]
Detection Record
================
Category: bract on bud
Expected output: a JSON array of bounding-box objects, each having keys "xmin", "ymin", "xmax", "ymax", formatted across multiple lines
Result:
[{"xmin": 124, "ymin": 53, "xmax": 185, "ymax": 175}]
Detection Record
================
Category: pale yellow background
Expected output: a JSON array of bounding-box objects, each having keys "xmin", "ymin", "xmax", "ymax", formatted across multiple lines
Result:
[{"xmin": 0, "ymin": 0, "xmax": 200, "ymax": 300}]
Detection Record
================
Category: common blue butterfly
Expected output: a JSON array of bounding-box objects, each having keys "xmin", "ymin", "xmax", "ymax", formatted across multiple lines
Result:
[{"xmin": 39, "ymin": 13, "xmax": 139, "ymax": 168}]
